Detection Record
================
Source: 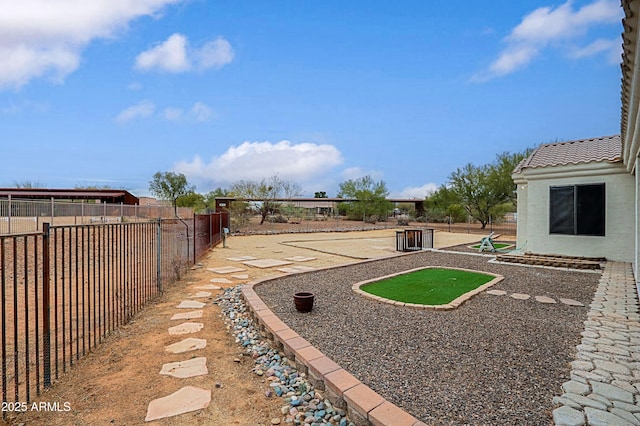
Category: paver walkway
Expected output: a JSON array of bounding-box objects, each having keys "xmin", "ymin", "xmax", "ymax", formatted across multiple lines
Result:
[{"xmin": 553, "ymin": 262, "xmax": 640, "ymax": 426}]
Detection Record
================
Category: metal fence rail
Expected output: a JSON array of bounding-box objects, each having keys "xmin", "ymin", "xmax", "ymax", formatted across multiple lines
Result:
[
  {"xmin": 0, "ymin": 212, "xmax": 229, "ymax": 410},
  {"xmin": 0, "ymin": 198, "xmax": 194, "ymax": 235}
]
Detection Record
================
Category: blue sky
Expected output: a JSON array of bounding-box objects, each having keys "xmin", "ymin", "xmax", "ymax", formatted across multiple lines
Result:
[{"xmin": 0, "ymin": 0, "xmax": 624, "ymax": 198}]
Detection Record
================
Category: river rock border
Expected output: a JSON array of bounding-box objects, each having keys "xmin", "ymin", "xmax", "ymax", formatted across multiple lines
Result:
[
  {"xmin": 352, "ymin": 266, "xmax": 503, "ymax": 310},
  {"xmin": 242, "ymin": 268, "xmax": 428, "ymax": 426}
]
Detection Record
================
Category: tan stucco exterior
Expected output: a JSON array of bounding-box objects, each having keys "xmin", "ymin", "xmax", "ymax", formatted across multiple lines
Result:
[{"xmin": 513, "ymin": 161, "xmax": 635, "ymax": 262}]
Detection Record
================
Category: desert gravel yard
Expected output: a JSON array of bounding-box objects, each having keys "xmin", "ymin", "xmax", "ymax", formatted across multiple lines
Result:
[{"xmin": 254, "ymin": 250, "xmax": 600, "ymax": 425}]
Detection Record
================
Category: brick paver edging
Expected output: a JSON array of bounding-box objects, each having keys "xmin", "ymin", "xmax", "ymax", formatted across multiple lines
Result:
[
  {"xmin": 242, "ymin": 267, "xmax": 428, "ymax": 426},
  {"xmin": 352, "ymin": 266, "xmax": 503, "ymax": 310}
]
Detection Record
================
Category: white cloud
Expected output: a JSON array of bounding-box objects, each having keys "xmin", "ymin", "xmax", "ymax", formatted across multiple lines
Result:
[
  {"xmin": 135, "ymin": 34, "xmax": 233, "ymax": 73},
  {"xmin": 163, "ymin": 107, "xmax": 183, "ymax": 121},
  {"xmin": 115, "ymin": 100, "xmax": 155, "ymax": 123},
  {"xmin": 474, "ymin": 0, "xmax": 622, "ymax": 81},
  {"xmin": 134, "ymin": 33, "xmax": 190, "ymax": 72},
  {"xmin": 194, "ymin": 38, "xmax": 234, "ymax": 70},
  {"xmin": 191, "ymin": 102, "xmax": 214, "ymax": 122},
  {"xmin": 568, "ymin": 38, "xmax": 621, "ymax": 63},
  {"xmin": 340, "ymin": 167, "xmax": 384, "ymax": 182},
  {"xmin": 173, "ymin": 140, "xmax": 344, "ymax": 188},
  {"xmin": 0, "ymin": 0, "xmax": 182, "ymax": 89},
  {"xmin": 392, "ymin": 183, "xmax": 438, "ymax": 199}
]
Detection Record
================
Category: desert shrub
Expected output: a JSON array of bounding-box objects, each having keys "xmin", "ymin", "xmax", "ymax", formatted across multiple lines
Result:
[
  {"xmin": 397, "ymin": 217, "xmax": 410, "ymax": 226},
  {"xmin": 266, "ymin": 215, "xmax": 288, "ymax": 223},
  {"xmin": 365, "ymin": 215, "xmax": 379, "ymax": 224}
]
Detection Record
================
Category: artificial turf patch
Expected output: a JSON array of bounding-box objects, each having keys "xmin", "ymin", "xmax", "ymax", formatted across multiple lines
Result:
[{"xmin": 361, "ymin": 267, "xmax": 495, "ymax": 305}]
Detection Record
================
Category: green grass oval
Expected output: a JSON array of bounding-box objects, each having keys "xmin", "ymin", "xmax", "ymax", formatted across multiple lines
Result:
[{"xmin": 361, "ymin": 268, "xmax": 495, "ymax": 305}]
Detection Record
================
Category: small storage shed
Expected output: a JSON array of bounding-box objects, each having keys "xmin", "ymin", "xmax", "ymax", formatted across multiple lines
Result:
[{"xmin": 512, "ymin": 135, "xmax": 635, "ymax": 262}]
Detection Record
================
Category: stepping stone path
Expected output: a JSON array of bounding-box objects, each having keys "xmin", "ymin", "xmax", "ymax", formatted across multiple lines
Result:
[
  {"xmin": 285, "ymin": 256, "xmax": 317, "ymax": 262},
  {"xmin": 190, "ymin": 291, "xmax": 212, "ymax": 298},
  {"xmin": 168, "ymin": 322, "xmax": 204, "ymax": 336},
  {"xmin": 552, "ymin": 262, "xmax": 640, "ymax": 426},
  {"xmin": 200, "ymin": 283, "xmax": 224, "ymax": 289},
  {"xmin": 145, "ymin": 386, "xmax": 211, "ymax": 422},
  {"xmin": 170, "ymin": 310, "xmax": 203, "ymax": 320},
  {"xmin": 165, "ymin": 338, "xmax": 207, "ymax": 354},
  {"xmin": 208, "ymin": 266, "xmax": 246, "ymax": 274},
  {"xmin": 160, "ymin": 357, "xmax": 208, "ymax": 378},
  {"xmin": 177, "ymin": 300, "xmax": 207, "ymax": 309},
  {"xmin": 485, "ymin": 290, "xmax": 585, "ymax": 307},
  {"xmin": 242, "ymin": 259, "xmax": 293, "ymax": 268}
]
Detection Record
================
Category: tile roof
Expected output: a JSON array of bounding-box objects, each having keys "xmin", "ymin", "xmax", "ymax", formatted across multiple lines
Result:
[{"xmin": 513, "ymin": 135, "xmax": 622, "ymax": 174}]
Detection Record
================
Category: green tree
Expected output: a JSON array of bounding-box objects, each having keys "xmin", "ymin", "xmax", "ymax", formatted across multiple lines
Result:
[
  {"xmin": 314, "ymin": 191, "xmax": 328, "ymax": 198},
  {"xmin": 229, "ymin": 175, "xmax": 302, "ymax": 224},
  {"xmin": 425, "ymin": 185, "xmax": 466, "ymax": 223},
  {"xmin": 337, "ymin": 176, "xmax": 391, "ymax": 222},
  {"xmin": 204, "ymin": 187, "xmax": 231, "ymax": 211},
  {"xmin": 447, "ymin": 149, "xmax": 530, "ymax": 229},
  {"xmin": 177, "ymin": 192, "xmax": 206, "ymax": 212},
  {"xmin": 149, "ymin": 171, "xmax": 196, "ymax": 216}
]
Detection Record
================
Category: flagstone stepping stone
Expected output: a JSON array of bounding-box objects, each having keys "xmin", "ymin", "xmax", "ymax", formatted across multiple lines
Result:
[
  {"xmin": 159, "ymin": 357, "xmax": 208, "ymax": 379},
  {"xmin": 145, "ymin": 386, "xmax": 211, "ymax": 422},
  {"xmin": 226, "ymin": 256, "xmax": 257, "ymax": 261},
  {"xmin": 196, "ymin": 283, "xmax": 223, "ymax": 289},
  {"xmin": 511, "ymin": 293, "xmax": 531, "ymax": 300},
  {"xmin": 242, "ymin": 259, "xmax": 293, "ymax": 268},
  {"xmin": 285, "ymin": 256, "xmax": 317, "ymax": 262},
  {"xmin": 560, "ymin": 298, "xmax": 585, "ymax": 307},
  {"xmin": 165, "ymin": 338, "xmax": 207, "ymax": 354},
  {"xmin": 168, "ymin": 322, "xmax": 204, "ymax": 336},
  {"xmin": 535, "ymin": 295, "xmax": 557, "ymax": 304},
  {"xmin": 209, "ymin": 278, "xmax": 233, "ymax": 284},
  {"xmin": 170, "ymin": 310, "xmax": 203, "ymax": 320},
  {"xmin": 190, "ymin": 291, "xmax": 212, "ymax": 298},
  {"xmin": 231, "ymin": 274, "xmax": 249, "ymax": 280},
  {"xmin": 486, "ymin": 290, "xmax": 507, "ymax": 296},
  {"xmin": 277, "ymin": 266, "xmax": 316, "ymax": 273},
  {"xmin": 207, "ymin": 266, "xmax": 246, "ymax": 274},
  {"xmin": 176, "ymin": 300, "xmax": 206, "ymax": 309}
]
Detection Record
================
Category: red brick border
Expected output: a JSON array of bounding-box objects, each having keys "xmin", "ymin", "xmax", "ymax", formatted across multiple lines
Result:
[{"xmin": 242, "ymin": 264, "xmax": 427, "ymax": 426}]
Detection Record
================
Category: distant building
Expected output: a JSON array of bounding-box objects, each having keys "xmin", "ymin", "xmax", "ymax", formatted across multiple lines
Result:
[{"xmin": 0, "ymin": 188, "xmax": 139, "ymax": 205}]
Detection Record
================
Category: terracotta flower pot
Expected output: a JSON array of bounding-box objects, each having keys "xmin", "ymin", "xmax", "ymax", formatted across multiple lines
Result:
[{"xmin": 293, "ymin": 292, "xmax": 315, "ymax": 313}]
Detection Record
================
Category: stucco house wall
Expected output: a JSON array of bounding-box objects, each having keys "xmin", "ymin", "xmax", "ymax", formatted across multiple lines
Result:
[{"xmin": 514, "ymin": 161, "xmax": 635, "ymax": 262}]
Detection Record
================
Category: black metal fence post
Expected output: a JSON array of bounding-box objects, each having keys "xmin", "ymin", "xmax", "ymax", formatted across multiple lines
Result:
[
  {"xmin": 42, "ymin": 223, "xmax": 51, "ymax": 388},
  {"xmin": 156, "ymin": 218, "xmax": 162, "ymax": 294}
]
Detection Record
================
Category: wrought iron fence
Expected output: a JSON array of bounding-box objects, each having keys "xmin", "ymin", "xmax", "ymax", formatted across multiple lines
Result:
[
  {"xmin": 0, "ymin": 198, "xmax": 194, "ymax": 235},
  {"xmin": 0, "ymin": 212, "xmax": 229, "ymax": 410},
  {"xmin": 425, "ymin": 214, "xmax": 517, "ymax": 238}
]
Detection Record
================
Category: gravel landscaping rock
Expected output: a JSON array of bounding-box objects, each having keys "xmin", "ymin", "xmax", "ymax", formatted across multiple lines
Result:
[{"xmin": 254, "ymin": 250, "xmax": 599, "ymax": 425}]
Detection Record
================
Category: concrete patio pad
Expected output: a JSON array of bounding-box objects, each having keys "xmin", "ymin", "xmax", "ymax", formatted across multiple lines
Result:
[
  {"xmin": 159, "ymin": 357, "xmax": 208, "ymax": 378},
  {"xmin": 145, "ymin": 386, "xmax": 211, "ymax": 422},
  {"xmin": 176, "ymin": 300, "xmax": 207, "ymax": 309},
  {"xmin": 168, "ymin": 322, "xmax": 204, "ymax": 336},
  {"xmin": 165, "ymin": 337, "xmax": 207, "ymax": 354},
  {"xmin": 170, "ymin": 310, "xmax": 203, "ymax": 320},
  {"xmin": 242, "ymin": 259, "xmax": 293, "ymax": 268},
  {"xmin": 207, "ymin": 266, "xmax": 246, "ymax": 274}
]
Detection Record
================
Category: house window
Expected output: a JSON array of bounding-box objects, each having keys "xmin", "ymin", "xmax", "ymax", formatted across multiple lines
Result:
[{"xmin": 549, "ymin": 183, "xmax": 605, "ymax": 236}]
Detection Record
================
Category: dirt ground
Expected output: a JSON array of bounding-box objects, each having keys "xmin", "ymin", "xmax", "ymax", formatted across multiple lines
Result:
[{"xmin": 5, "ymin": 222, "xmax": 484, "ymax": 426}]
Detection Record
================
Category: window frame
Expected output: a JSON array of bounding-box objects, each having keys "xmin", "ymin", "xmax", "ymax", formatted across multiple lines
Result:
[{"xmin": 549, "ymin": 183, "xmax": 605, "ymax": 237}]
